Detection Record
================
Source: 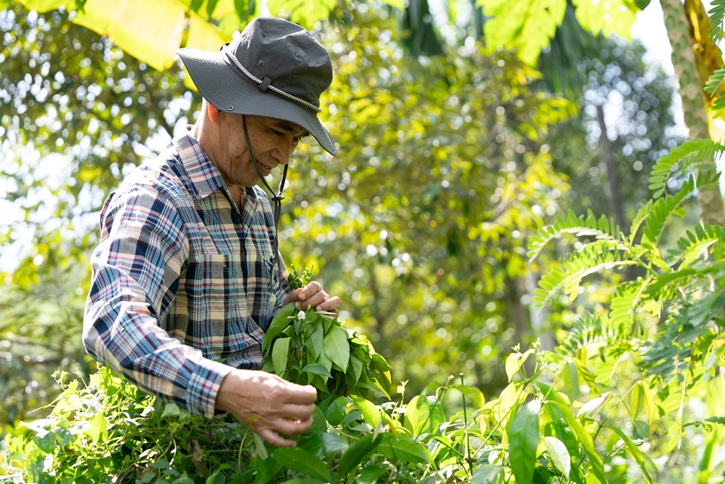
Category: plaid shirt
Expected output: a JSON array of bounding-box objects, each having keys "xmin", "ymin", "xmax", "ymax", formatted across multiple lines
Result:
[{"xmin": 83, "ymin": 132, "xmax": 292, "ymax": 418}]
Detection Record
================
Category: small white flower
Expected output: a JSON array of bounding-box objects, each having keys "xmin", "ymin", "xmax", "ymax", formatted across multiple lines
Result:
[{"xmin": 297, "ymin": 310, "xmax": 306, "ymax": 320}]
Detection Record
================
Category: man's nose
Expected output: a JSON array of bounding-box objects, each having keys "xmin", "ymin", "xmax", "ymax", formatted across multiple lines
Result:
[{"xmin": 273, "ymin": 140, "xmax": 295, "ymax": 165}]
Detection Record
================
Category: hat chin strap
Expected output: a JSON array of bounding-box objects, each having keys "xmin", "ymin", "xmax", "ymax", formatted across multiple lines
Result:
[{"xmin": 242, "ymin": 115, "xmax": 289, "ymax": 281}]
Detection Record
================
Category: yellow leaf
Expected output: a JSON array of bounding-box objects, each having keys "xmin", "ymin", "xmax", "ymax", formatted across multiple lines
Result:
[
  {"xmin": 572, "ymin": 0, "xmax": 635, "ymax": 40},
  {"xmin": 180, "ymin": 10, "xmax": 233, "ymax": 91},
  {"xmin": 73, "ymin": 0, "xmax": 187, "ymax": 71},
  {"xmin": 18, "ymin": 0, "xmax": 70, "ymax": 12}
]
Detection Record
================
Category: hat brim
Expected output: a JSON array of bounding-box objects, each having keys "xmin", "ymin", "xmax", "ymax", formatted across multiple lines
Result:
[{"xmin": 176, "ymin": 48, "xmax": 337, "ymax": 156}]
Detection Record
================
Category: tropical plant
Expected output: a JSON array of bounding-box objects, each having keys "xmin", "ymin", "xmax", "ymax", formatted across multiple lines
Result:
[{"xmin": 261, "ymin": 303, "xmax": 394, "ymax": 401}]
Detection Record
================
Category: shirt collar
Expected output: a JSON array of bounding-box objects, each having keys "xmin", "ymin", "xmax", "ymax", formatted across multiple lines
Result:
[{"xmin": 172, "ymin": 127, "xmax": 226, "ymax": 200}]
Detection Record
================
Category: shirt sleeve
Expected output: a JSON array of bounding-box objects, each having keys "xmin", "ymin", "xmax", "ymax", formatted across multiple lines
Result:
[{"xmin": 82, "ymin": 184, "xmax": 233, "ymax": 418}]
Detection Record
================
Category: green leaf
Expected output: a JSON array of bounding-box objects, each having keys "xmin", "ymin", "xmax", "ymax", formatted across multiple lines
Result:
[
  {"xmin": 323, "ymin": 325, "xmax": 350, "ymax": 372},
  {"xmin": 541, "ymin": 400, "xmax": 580, "ymax": 458},
  {"xmin": 404, "ymin": 395, "xmax": 444, "ymax": 437},
  {"xmin": 161, "ymin": 403, "xmax": 181, "ymax": 418},
  {"xmin": 480, "ymin": 0, "xmax": 567, "ymax": 65},
  {"xmin": 309, "ymin": 406, "xmax": 327, "ymax": 434},
  {"xmin": 326, "ymin": 396, "xmax": 350, "ymax": 426},
  {"xmin": 263, "ymin": 303, "xmax": 296, "ymax": 353},
  {"xmin": 301, "ymin": 363, "xmax": 332, "ymax": 378},
  {"xmin": 471, "ymin": 465, "xmax": 504, "ymax": 484},
  {"xmin": 34, "ymin": 432, "xmax": 56, "ymax": 453},
  {"xmin": 299, "ymin": 432, "xmax": 348, "ymax": 458},
  {"xmin": 206, "ymin": 0, "xmax": 220, "ymax": 17},
  {"xmin": 272, "ymin": 337, "xmax": 291, "ymax": 375},
  {"xmin": 577, "ymin": 393, "xmax": 610, "ymax": 418},
  {"xmin": 150, "ymin": 458, "xmax": 170, "ymax": 469},
  {"xmin": 608, "ymin": 427, "xmax": 656, "ymax": 482},
  {"xmin": 631, "ymin": 382, "xmax": 645, "ymax": 421},
  {"xmin": 206, "ymin": 470, "xmax": 225, "ymax": 484},
  {"xmin": 306, "ymin": 323, "xmax": 324, "ymax": 361},
  {"xmin": 278, "ymin": 479, "xmax": 323, "ymax": 484},
  {"xmin": 572, "ymin": 0, "xmax": 636, "ymax": 40},
  {"xmin": 356, "ymin": 464, "xmax": 390, "ymax": 484},
  {"xmin": 634, "ymin": 0, "xmax": 650, "ymax": 9},
  {"xmin": 272, "ymin": 447, "xmax": 333, "ymax": 482},
  {"xmin": 88, "ymin": 410, "xmax": 107, "ymax": 442},
  {"xmin": 545, "ymin": 436, "xmax": 571, "ymax": 478},
  {"xmin": 370, "ymin": 353, "xmax": 391, "ymax": 371},
  {"xmin": 633, "ymin": 420, "xmax": 651, "ymax": 440},
  {"xmin": 349, "ymin": 355, "xmax": 363, "ymax": 384},
  {"xmin": 378, "ymin": 433, "xmax": 431, "ymax": 464},
  {"xmin": 505, "ymin": 350, "xmax": 533, "ymax": 381},
  {"xmin": 561, "ymin": 359, "xmax": 579, "ymax": 402},
  {"xmin": 549, "ymin": 401, "xmax": 606, "ymax": 483},
  {"xmin": 254, "ymin": 455, "xmax": 281, "ymax": 484},
  {"xmin": 337, "ymin": 433, "xmax": 381, "ymax": 477},
  {"xmin": 508, "ymin": 399, "xmax": 541, "ymax": 484},
  {"xmin": 351, "ymin": 395, "xmax": 382, "ymax": 428},
  {"xmin": 452, "ymin": 384, "xmax": 485, "ymax": 408}
]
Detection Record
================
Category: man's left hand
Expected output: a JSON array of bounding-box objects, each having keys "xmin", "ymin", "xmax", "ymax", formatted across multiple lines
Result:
[{"xmin": 283, "ymin": 281, "xmax": 341, "ymax": 312}]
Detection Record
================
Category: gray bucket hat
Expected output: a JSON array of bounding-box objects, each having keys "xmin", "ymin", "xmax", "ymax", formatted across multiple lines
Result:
[{"xmin": 176, "ymin": 17, "xmax": 336, "ymax": 155}]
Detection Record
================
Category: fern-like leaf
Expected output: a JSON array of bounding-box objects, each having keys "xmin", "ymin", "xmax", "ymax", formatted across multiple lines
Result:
[
  {"xmin": 647, "ymin": 139, "xmax": 723, "ymax": 199},
  {"xmin": 641, "ymin": 172, "xmax": 721, "ymax": 250},
  {"xmin": 609, "ymin": 279, "xmax": 650, "ymax": 335},
  {"xmin": 534, "ymin": 241, "xmax": 636, "ymax": 308},
  {"xmin": 667, "ymin": 223, "xmax": 725, "ymax": 269},
  {"xmin": 558, "ymin": 313, "xmax": 627, "ymax": 356},
  {"xmin": 708, "ymin": 1, "xmax": 725, "ymax": 43},
  {"xmin": 527, "ymin": 209, "xmax": 624, "ymax": 262}
]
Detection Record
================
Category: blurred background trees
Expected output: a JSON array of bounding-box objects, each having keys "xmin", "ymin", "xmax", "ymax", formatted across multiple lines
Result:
[{"xmin": 0, "ymin": 0, "xmax": 693, "ymax": 437}]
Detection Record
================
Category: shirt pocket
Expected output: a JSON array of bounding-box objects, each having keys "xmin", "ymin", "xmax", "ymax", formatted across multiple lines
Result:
[{"xmin": 181, "ymin": 253, "xmax": 245, "ymax": 346}]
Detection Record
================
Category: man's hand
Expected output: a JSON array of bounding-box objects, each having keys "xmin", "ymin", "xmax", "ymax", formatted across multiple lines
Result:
[
  {"xmin": 283, "ymin": 280, "xmax": 342, "ymax": 312},
  {"xmin": 215, "ymin": 369, "xmax": 317, "ymax": 447}
]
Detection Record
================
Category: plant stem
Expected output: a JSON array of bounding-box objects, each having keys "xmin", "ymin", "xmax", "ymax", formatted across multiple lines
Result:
[{"xmin": 460, "ymin": 373, "xmax": 473, "ymax": 476}]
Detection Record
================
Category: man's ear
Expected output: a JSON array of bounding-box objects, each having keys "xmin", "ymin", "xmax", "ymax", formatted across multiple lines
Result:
[{"xmin": 207, "ymin": 102, "xmax": 222, "ymax": 123}]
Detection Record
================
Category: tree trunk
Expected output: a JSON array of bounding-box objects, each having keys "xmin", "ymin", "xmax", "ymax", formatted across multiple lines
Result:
[
  {"xmin": 661, "ymin": 0, "xmax": 725, "ymax": 226},
  {"xmin": 596, "ymin": 104, "xmax": 637, "ymax": 281},
  {"xmin": 524, "ymin": 269, "xmax": 555, "ymax": 352},
  {"xmin": 595, "ymin": 104, "xmax": 627, "ymax": 233}
]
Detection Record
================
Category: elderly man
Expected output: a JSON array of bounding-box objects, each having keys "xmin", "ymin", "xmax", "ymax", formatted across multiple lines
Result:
[{"xmin": 82, "ymin": 17, "xmax": 340, "ymax": 448}]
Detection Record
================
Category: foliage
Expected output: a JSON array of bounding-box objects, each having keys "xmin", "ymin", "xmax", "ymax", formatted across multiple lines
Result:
[
  {"xmin": 0, "ymin": 0, "xmax": 684, "ymax": 431},
  {"xmin": 261, "ymin": 304, "xmax": 393, "ymax": 401},
  {"xmin": 285, "ymin": 265, "xmax": 312, "ymax": 291},
  {"xmin": 282, "ymin": 4, "xmax": 577, "ymax": 396},
  {"xmin": 477, "ymin": 0, "xmax": 638, "ymax": 66},
  {"xmin": 0, "ymin": 4, "xmax": 199, "ymax": 428},
  {"xmin": 5, "ymin": 336, "xmax": 723, "ymax": 483},
  {"xmin": 704, "ymin": 1, "xmax": 725, "ymax": 116},
  {"xmin": 527, "ymin": 136, "xmax": 725, "ymax": 479}
]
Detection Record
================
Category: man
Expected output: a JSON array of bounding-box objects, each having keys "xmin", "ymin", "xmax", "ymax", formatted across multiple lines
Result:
[{"xmin": 82, "ymin": 17, "xmax": 340, "ymax": 448}]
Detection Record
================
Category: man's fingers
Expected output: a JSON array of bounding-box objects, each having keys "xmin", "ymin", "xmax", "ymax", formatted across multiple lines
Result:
[
  {"xmin": 275, "ymin": 416, "xmax": 313, "ymax": 436},
  {"xmin": 297, "ymin": 281, "xmax": 322, "ymax": 300},
  {"xmin": 316, "ymin": 296, "xmax": 341, "ymax": 312},
  {"xmin": 281, "ymin": 402, "xmax": 316, "ymax": 420},
  {"xmin": 280, "ymin": 383, "xmax": 317, "ymax": 404}
]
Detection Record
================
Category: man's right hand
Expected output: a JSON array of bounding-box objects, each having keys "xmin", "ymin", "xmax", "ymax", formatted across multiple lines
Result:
[{"xmin": 215, "ymin": 369, "xmax": 317, "ymax": 447}]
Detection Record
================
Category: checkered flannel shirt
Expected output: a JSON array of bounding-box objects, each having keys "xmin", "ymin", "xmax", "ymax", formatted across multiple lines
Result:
[{"xmin": 83, "ymin": 132, "xmax": 292, "ymax": 418}]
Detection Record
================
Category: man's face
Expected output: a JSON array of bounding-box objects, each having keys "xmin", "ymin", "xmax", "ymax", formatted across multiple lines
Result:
[{"xmin": 213, "ymin": 113, "xmax": 308, "ymax": 189}]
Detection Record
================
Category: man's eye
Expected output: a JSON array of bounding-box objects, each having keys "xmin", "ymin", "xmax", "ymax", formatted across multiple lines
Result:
[{"xmin": 272, "ymin": 130, "xmax": 284, "ymax": 136}]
